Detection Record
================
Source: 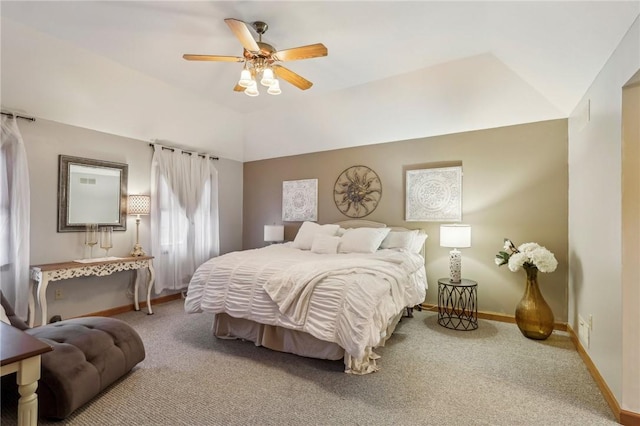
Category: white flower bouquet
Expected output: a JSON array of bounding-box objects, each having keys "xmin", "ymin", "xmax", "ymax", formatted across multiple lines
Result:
[{"xmin": 495, "ymin": 239, "xmax": 558, "ymax": 273}]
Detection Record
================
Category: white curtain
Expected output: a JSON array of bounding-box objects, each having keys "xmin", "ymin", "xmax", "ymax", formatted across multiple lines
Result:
[
  {"xmin": 150, "ymin": 144, "xmax": 219, "ymax": 293},
  {"xmin": 0, "ymin": 116, "xmax": 30, "ymax": 320}
]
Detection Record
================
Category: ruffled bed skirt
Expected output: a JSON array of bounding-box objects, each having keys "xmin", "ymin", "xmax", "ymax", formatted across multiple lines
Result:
[{"xmin": 212, "ymin": 312, "xmax": 403, "ymax": 375}]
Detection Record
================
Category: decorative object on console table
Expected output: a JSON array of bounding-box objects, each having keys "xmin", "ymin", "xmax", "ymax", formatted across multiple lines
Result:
[
  {"xmin": 85, "ymin": 223, "xmax": 98, "ymax": 258},
  {"xmin": 100, "ymin": 226, "xmax": 113, "ymax": 257},
  {"xmin": 437, "ymin": 278, "xmax": 478, "ymax": 330},
  {"xmin": 128, "ymin": 194, "xmax": 150, "ymax": 257},
  {"xmin": 440, "ymin": 224, "xmax": 471, "ymax": 283},
  {"xmin": 264, "ymin": 225, "xmax": 284, "ymax": 245},
  {"xmin": 495, "ymin": 238, "xmax": 558, "ymax": 340}
]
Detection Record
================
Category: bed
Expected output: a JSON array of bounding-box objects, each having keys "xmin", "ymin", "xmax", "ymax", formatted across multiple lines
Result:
[{"xmin": 184, "ymin": 220, "xmax": 428, "ymax": 374}]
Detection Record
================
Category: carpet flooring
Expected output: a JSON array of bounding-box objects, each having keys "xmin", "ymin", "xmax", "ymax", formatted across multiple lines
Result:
[{"xmin": 1, "ymin": 299, "xmax": 617, "ymax": 425}]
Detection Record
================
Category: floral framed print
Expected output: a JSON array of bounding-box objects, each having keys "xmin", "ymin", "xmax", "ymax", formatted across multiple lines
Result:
[
  {"xmin": 405, "ymin": 166, "xmax": 462, "ymax": 222},
  {"xmin": 282, "ymin": 179, "xmax": 318, "ymax": 222}
]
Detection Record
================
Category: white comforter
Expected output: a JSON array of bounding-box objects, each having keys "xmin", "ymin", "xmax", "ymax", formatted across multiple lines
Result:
[{"xmin": 184, "ymin": 243, "xmax": 427, "ymax": 361}]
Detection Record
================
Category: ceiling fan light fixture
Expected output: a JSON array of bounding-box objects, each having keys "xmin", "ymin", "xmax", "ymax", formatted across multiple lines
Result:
[
  {"xmin": 260, "ymin": 67, "xmax": 275, "ymax": 87},
  {"xmin": 267, "ymin": 79, "xmax": 281, "ymax": 95},
  {"xmin": 244, "ymin": 80, "xmax": 259, "ymax": 96},
  {"xmin": 184, "ymin": 19, "xmax": 326, "ymax": 97},
  {"xmin": 238, "ymin": 68, "xmax": 252, "ymax": 88}
]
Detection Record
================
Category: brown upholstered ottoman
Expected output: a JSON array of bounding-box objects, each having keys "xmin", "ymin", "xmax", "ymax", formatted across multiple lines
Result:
[
  {"xmin": 24, "ymin": 317, "xmax": 146, "ymax": 419},
  {"xmin": 1, "ymin": 291, "xmax": 146, "ymax": 420}
]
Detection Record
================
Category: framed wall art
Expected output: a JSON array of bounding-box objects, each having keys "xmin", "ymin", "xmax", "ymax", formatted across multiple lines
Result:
[
  {"xmin": 405, "ymin": 166, "xmax": 462, "ymax": 222},
  {"xmin": 282, "ymin": 178, "xmax": 318, "ymax": 222}
]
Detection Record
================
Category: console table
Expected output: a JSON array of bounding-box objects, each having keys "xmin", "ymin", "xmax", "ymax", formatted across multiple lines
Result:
[
  {"xmin": 28, "ymin": 256, "xmax": 155, "ymax": 327},
  {"xmin": 1, "ymin": 322, "xmax": 53, "ymax": 425}
]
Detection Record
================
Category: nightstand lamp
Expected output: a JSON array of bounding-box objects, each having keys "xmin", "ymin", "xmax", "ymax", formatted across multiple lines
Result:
[
  {"xmin": 264, "ymin": 225, "xmax": 284, "ymax": 245},
  {"xmin": 440, "ymin": 224, "xmax": 471, "ymax": 283},
  {"xmin": 128, "ymin": 194, "xmax": 151, "ymax": 256}
]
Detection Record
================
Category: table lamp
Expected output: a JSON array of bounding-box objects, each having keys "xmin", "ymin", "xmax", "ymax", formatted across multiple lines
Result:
[
  {"xmin": 128, "ymin": 194, "xmax": 151, "ymax": 256},
  {"xmin": 440, "ymin": 224, "xmax": 471, "ymax": 283},
  {"xmin": 264, "ymin": 225, "xmax": 284, "ymax": 245}
]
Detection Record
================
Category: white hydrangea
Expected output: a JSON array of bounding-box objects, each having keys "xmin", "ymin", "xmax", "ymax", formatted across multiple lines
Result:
[
  {"xmin": 518, "ymin": 242, "xmax": 541, "ymax": 254},
  {"xmin": 505, "ymin": 244, "xmax": 557, "ymax": 273},
  {"xmin": 529, "ymin": 247, "xmax": 558, "ymax": 273},
  {"xmin": 498, "ymin": 238, "xmax": 558, "ymax": 274},
  {"xmin": 508, "ymin": 252, "xmax": 528, "ymax": 272}
]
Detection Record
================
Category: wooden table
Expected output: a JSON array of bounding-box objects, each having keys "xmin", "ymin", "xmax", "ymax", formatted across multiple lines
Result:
[
  {"xmin": 0, "ymin": 322, "xmax": 53, "ymax": 426},
  {"xmin": 29, "ymin": 256, "xmax": 155, "ymax": 326}
]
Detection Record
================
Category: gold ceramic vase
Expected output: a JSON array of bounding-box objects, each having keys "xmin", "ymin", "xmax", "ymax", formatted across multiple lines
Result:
[{"xmin": 515, "ymin": 266, "xmax": 554, "ymax": 340}]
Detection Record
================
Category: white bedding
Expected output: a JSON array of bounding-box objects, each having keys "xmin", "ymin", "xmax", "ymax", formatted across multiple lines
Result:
[{"xmin": 184, "ymin": 243, "xmax": 427, "ymax": 367}]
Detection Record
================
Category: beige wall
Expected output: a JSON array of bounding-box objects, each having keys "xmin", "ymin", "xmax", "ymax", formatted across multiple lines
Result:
[
  {"xmin": 568, "ymin": 16, "xmax": 639, "ymax": 410},
  {"xmin": 244, "ymin": 119, "xmax": 568, "ymax": 320},
  {"xmin": 19, "ymin": 118, "xmax": 243, "ymax": 323}
]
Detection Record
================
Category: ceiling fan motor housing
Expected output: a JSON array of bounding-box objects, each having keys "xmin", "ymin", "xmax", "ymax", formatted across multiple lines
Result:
[{"xmin": 252, "ymin": 21, "xmax": 269, "ymax": 35}]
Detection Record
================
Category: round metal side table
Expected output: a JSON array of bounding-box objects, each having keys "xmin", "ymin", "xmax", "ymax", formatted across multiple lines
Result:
[{"xmin": 437, "ymin": 278, "xmax": 478, "ymax": 331}]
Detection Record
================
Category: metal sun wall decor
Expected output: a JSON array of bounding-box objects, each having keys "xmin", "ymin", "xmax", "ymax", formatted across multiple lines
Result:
[
  {"xmin": 406, "ymin": 166, "xmax": 462, "ymax": 222},
  {"xmin": 333, "ymin": 165, "xmax": 382, "ymax": 218},
  {"xmin": 282, "ymin": 178, "xmax": 318, "ymax": 221}
]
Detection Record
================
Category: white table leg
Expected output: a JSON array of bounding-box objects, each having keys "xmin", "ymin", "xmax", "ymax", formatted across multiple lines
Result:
[
  {"xmin": 134, "ymin": 269, "xmax": 140, "ymax": 311},
  {"xmin": 16, "ymin": 356, "xmax": 40, "ymax": 426},
  {"xmin": 146, "ymin": 260, "xmax": 155, "ymax": 315},
  {"xmin": 37, "ymin": 276, "xmax": 50, "ymax": 326},
  {"xmin": 27, "ymin": 280, "xmax": 35, "ymax": 328}
]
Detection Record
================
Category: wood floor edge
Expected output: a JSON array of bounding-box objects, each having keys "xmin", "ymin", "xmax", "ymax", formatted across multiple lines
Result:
[
  {"xmin": 419, "ymin": 304, "xmax": 567, "ymax": 331},
  {"xmin": 621, "ymin": 410, "xmax": 640, "ymax": 426},
  {"xmin": 77, "ymin": 293, "xmax": 182, "ymax": 318},
  {"xmin": 566, "ymin": 324, "xmax": 630, "ymax": 424}
]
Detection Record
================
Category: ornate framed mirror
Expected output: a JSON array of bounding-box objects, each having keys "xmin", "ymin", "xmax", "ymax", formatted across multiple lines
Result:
[{"xmin": 57, "ymin": 155, "xmax": 128, "ymax": 232}]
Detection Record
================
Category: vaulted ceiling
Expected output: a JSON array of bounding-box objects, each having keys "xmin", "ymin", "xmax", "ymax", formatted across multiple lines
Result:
[{"xmin": 1, "ymin": 1, "xmax": 639, "ymax": 161}]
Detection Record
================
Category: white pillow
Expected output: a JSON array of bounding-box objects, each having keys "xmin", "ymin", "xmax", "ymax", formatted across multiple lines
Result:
[
  {"xmin": 292, "ymin": 222, "xmax": 340, "ymax": 250},
  {"xmin": 380, "ymin": 230, "xmax": 419, "ymax": 250},
  {"xmin": 339, "ymin": 227, "xmax": 391, "ymax": 254},
  {"xmin": 411, "ymin": 233, "xmax": 428, "ymax": 254},
  {"xmin": 311, "ymin": 234, "xmax": 341, "ymax": 254},
  {"xmin": 0, "ymin": 304, "xmax": 10, "ymax": 325}
]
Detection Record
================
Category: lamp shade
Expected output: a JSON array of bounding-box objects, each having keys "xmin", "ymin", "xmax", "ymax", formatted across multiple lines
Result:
[
  {"xmin": 238, "ymin": 68, "xmax": 252, "ymax": 87},
  {"xmin": 264, "ymin": 225, "xmax": 284, "ymax": 242},
  {"xmin": 244, "ymin": 80, "xmax": 259, "ymax": 97},
  {"xmin": 260, "ymin": 67, "xmax": 275, "ymax": 87},
  {"xmin": 267, "ymin": 79, "xmax": 281, "ymax": 95},
  {"xmin": 128, "ymin": 195, "xmax": 151, "ymax": 215},
  {"xmin": 440, "ymin": 224, "xmax": 471, "ymax": 248}
]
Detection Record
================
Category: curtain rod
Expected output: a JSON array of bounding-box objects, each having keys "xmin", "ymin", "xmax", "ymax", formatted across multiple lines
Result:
[
  {"xmin": 1, "ymin": 111, "xmax": 36, "ymax": 122},
  {"xmin": 149, "ymin": 143, "xmax": 219, "ymax": 160}
]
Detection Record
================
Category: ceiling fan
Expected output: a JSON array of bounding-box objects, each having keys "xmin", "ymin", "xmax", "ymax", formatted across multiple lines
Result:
[{"xmin": 183, "ymin": 18, "xmax": 328, "ymax": 96}]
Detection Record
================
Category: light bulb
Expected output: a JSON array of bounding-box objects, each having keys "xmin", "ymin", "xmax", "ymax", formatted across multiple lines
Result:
[
  {"xmin": 244, "ymin": 80, "xmax": 259, "ymax": 96},
  {"xmin": 267, "ymin": 79, "xmax": 281, "ymax": 95},
  {"xmin": 260, "ymin": 68, "xmax": 275, "ymax": 87},
  {"xmin": 238, "ymin": 68, "xmax": 252, "ymax": 88}
]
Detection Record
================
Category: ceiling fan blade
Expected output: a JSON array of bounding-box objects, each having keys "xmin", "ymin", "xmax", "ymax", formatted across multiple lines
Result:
[
  {"xmin": 273, "ymin": 65, "xmax": 313, "ymax": 90},
  {"xmin": 183, "ymin": 54, "xmax": 243, "ymax": 62},
  {"xmin": 233, "ymin": 84, "xmax": 244, "ymax": 92},
  {"xmin": 273, "ymin": 43, "xmax": 328, "ymax": 61},
  {"xmin": 224, "ymin": 18, "xmax": 260, "ymax": 53}
]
